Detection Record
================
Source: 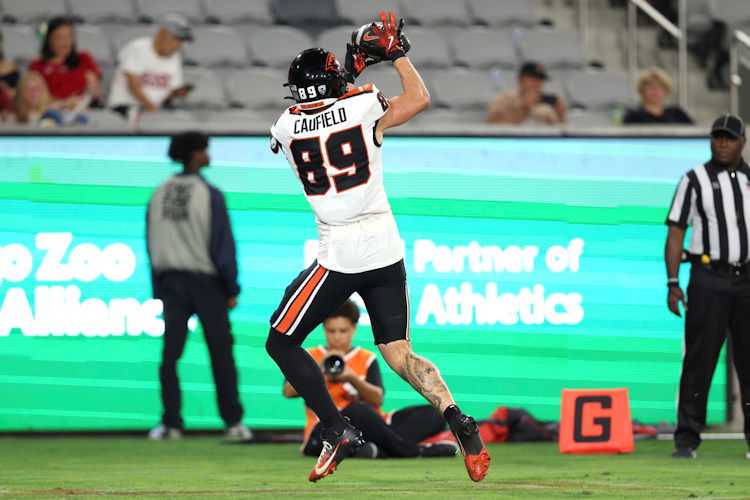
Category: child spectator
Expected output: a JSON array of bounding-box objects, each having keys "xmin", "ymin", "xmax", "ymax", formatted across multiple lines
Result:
[
  {"xmin": 623, "ymin": 67, "xmax": 693, "ymax": 124},
  {"xmin": 12, "ymin": 71, "xmax": 87, "ymax": 126},
  {"xmin": 28, "ymin": 17, "xmax": 102, "ymax": 109}
]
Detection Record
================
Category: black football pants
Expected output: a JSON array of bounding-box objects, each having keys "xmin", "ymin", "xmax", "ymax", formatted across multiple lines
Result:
[
  {"xmin": 265, "ymin": 260, "xmax": 409, "ymax": 430},
  {"xmin": 156, "ymin": 271, "xmax": 244, "ymax": 429},
  {"xmin": 303, "ymin": 402, "xmax": 445, "ymax": 457},
  {"xmin": 675, "ymin": 265, "xmax": 750, "ymax": 448}
]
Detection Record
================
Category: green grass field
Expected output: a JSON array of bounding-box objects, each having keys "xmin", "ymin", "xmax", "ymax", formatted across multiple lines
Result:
[{"xmin": 0, "ymin": 436, "xmax": 748, "ymax": 498}]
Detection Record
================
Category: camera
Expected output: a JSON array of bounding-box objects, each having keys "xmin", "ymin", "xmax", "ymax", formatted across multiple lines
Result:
[{"xmin": 323, "ymin": 355, "xmax": 344, "ymax": 377}]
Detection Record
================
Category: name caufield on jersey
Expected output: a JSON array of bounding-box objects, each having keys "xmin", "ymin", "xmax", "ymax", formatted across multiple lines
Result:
[{"xmin": 293, "ymin": 108, "xmax": 348, "ymax": 134}]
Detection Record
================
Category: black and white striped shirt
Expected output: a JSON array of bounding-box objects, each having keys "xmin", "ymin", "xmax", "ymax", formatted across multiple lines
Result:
[{"xmin": 667, "ymin": 159, "xmax": 750, "ymax": 264}]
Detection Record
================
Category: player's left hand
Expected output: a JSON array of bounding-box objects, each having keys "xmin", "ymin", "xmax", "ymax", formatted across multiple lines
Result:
[{"xmin": 343, "ymin": 42, "xmax": 380, "ymax": 83}]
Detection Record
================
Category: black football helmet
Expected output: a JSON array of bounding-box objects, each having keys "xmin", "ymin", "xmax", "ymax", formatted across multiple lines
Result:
[{"xmin": 286, "ymin": 48, "xmax": 348, "ymax": 109}]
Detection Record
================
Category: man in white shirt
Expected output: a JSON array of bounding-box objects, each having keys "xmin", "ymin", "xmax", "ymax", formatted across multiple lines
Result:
[{"xmin": 108, "ymin": 13, "xmax": 193, "ymax": 120}]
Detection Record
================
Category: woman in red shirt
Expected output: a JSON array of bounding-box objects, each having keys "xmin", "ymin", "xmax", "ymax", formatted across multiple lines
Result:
[{"xmin": 28, "ymin": 17, "xmax": 102, "ymax": 109}]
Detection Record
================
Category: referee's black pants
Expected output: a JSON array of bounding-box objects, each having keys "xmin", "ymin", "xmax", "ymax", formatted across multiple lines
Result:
[
  {"xmin": 675, "ymin": 265, "xmax": 750, "ymax": 449},
  {"xmin": 156, "ymin": 271, "xmax": 244, "ymax": 429}
]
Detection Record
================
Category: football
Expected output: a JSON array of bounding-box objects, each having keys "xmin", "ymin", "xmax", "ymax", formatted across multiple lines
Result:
[{"xmin": 351, "ymin": 21, "xmax": 411, "ymax": 59}]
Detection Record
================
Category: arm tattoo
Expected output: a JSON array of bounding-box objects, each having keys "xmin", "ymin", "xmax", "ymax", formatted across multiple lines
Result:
[{"xmin": 398, "ymin": 353, "xmax": 450, "ymax": 410}]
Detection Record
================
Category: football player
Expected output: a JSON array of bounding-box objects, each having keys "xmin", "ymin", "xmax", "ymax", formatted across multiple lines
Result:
[{"xmin": 267, "ymin": 11, "xmax": 491, "ymax": 482}]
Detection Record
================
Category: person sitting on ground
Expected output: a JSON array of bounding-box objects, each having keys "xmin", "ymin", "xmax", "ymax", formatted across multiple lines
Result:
[
  {"xmin": 623, "ymin": 67, "xmax": 693, "ymax": 124},
  {"xmin": 283, "ymin": 299, "xmax": 458, "ymax": 459},
  {"xmin": 107, "ymin": 13, "xmax": 193, "ymax": 121},
  {"xmin": 28, "ymin": 16, "xmax": 102, "ymax": 110},
  {"xmin": 487, "ymin": 61, "xmax": 566, "ymax": 125}
]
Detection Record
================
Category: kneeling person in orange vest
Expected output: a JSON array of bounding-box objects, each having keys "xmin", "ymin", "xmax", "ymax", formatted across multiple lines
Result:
[{"xmin": 282, "ymin": 299, "xmax": 458, "ymax": 458}]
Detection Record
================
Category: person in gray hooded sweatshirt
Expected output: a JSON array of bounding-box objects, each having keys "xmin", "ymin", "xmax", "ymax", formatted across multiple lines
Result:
[{"xmin": 146, "ymin": 131, "xmax": 250, "ymax": 441}]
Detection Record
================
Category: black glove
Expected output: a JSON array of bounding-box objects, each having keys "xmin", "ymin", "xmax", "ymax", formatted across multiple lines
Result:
[
  {"xmin": 343, "ymin": 42, "xmax": 380, "ymax": 83},
  {"xmin": 357, "ymin": 11, "xmax": 407, "ymax": 63}
]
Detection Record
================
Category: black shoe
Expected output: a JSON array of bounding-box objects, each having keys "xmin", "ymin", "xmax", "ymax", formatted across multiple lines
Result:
[
  {"xmin": 448, "ymin": 413, "xmax": 491, "ymax": 481},
  {"xmin": 419, "ymin": 441, "xmax": 459, "ymax": 457},
  {"xmin": 308, "ymin": 420, "xmax": 364, "ymax": 482},
  {"xmin": 350, "ymin": 441, "xmax": 378, "ymax": 459},
  {"xmin": 671, "ymin": 445, "xmax": 697, "ymax": 458}
]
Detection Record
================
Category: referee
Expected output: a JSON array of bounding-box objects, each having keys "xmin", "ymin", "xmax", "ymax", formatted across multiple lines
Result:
[{"xmin": 665, "ymin": 114, "xmax": 749, "ymax": 458}]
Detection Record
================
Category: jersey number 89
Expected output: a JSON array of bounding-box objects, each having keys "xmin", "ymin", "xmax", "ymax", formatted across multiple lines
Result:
[{"xmin": 290, "ymin": 125, "xmax": 370, "ymax": 196}]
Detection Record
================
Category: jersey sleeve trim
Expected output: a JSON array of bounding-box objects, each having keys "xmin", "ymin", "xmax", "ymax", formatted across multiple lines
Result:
[
  {"xmin": 372, "ymin": 119, "xmax": 383, "ymax": 147},
  {"xmin": 338, "ymin": 83, "xmax": 374, "ymax": 101}
]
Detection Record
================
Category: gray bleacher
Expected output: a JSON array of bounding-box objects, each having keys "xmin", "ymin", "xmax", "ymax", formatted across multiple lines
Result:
[
  {"xmin": 69, "ymin": 0, "xmax": 138, "ymax": 24},
  {"xmin": 184, "ymin": 26, "xmax": 248, "ymax": 67},
  {"xmin": 134, "ymin": 0, "xmax": 205, "ymax": 24},
  {"xmin": 334, "ymin": 0, "xmax": 401, "ymax": 26},
  {"xmin": 1, "ymin": 0, "xmax": 67, "ymax": 23},
  {"xmin": 0, "ymin": 0, "xmax": 713, "ymax": 133},
  {"xmin": 204, "ymin": 0, "xmax": 273, "ymax": 25}
]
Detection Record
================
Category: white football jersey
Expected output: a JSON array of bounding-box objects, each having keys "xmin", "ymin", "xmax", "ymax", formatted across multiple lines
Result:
[{"xmin": 270, "ymin": 83, "xmax": 403, "ymax": 273}]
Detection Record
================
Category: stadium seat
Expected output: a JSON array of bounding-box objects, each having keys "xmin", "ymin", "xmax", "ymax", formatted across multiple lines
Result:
[
  {"xmin": 413, "ymin": 107, "xmax": 488, "ymax": 124},
  {"xmin": 451, "ymin": 28, "xmax": 518, "ymax": 69},
  {"xmin": 316, "ymin": 26, "xmax": 354, "ymax": 58},
  {"xmin": 564, "ymin": 71, "xmax": 634, "ymax": 110},
  {"xmin": 69, "ymin": 0, "xmax": 138, "ymax": 24},
  {"xmin": 708, "ymin": 0, "xmax": 750, "ymax": 25},
  {"xmin": 183, "ymin": 26, "xmax": 248, "ymax": 67},
  {"xmin": 227, "ymin": 68, "xmax": 286, "ymax": 110},
  {"xmin": 204, "ymin": 0, "xmax": 273, "ymax": 25},
  {"xmin": 565, "ymin": 108, "xmax": 616, "ymax": 127},
  {"xmin": 85, "ymin": 109, "xmax": 132, "ymax": 129},
  {"xmin": 1, "ymin": 0, "xmax": 68, "ymax": 24},
  {"xmin": 270, "ymin": 0, "xmax": 341, "ymax": 30},
  {"xmin": 205, "ymin": 109, "xmax": 273, "ymax": 131},
  {"xmin": 432, "ymin": 69, "xmax": 496, "ymax": 109},
  {"xmin": 685, "ymin": 0, "xmax": 713, "ymax": 42},
  {"xmin": 244, "ymin": 26, "xmax": 313, "ymax": 68},
  {"xmin": 137, "ymin": 110, "xmax": 199, "ymax": 132},
  {"xmin": 1, "ymin": 24, "xmax": 39, "ymax": 64},
  {"xmin": 112, "ymin": 25, "xmax": 157, "ymax": 52},
  {"xmin": 399, "ymin": 27, "xmax": 452, "ymax": 68},
  {"xmin": 402, "ymin": 0, "xmax": 471, "ymax": 27},
  {"xmin": 134, "ymin": 0, "xmax": 204, "ymax": 24},
  {"xmin": 179, "ymin": 67, "xmax": 227, "ymax": 109},
  {"xmin": 467, "ymin": 0, "xmax": 536, "ymax": 27},
  {"xmin": 334, "ymin": 0, "xmax": 401, "ymax": 26},
  {"xmin": 517, "ymin": 29, "xmax": 586, "ymax": 69},
  {"xmin": 75, "ymin": 25, "xmax": 114, "ymax": 68},
  {"xmin": 363, "ymin": 68, "xmax": 404, "ymax": 98}
]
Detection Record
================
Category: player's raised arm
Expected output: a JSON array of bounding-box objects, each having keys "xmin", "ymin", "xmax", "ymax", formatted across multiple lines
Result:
[
  {"xmin": 378, "ymin": 57, "xmax": 430, "ymax": 132},
  {"xmin": 354, "ymin": 11, "xmax": 429, "ymax": 134}
]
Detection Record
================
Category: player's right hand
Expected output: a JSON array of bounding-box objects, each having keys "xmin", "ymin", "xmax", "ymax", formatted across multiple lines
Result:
[{"xmin": 667, "ymin": 286, "xmax": 687, "ymax": 317}]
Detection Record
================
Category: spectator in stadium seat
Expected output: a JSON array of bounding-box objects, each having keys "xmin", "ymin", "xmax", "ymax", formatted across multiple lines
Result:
[
  {"xmin": 0, "ymin": 31, "xmax": 19, "ymax": 120},
  {"xmin": 623, "ymin": 67, "xmax": 693, "ymax": 124},
  {"xmin": 108, "ymin": 14, "xmax": 193, "ymax": 122},
  {"xmin": 283, "ymin": 300, "xmax": 458, "ymax": 459},
  {"xmin": 28, "ymin": 17, "xmax": 102, "ymax": 110},
  {"xmin": 487, "ymin": 62, "xmax": 566, "ymax": 125},
  {"xmin": 11, "ymin": 71, "xmax": 88, "ymax": 126}
]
